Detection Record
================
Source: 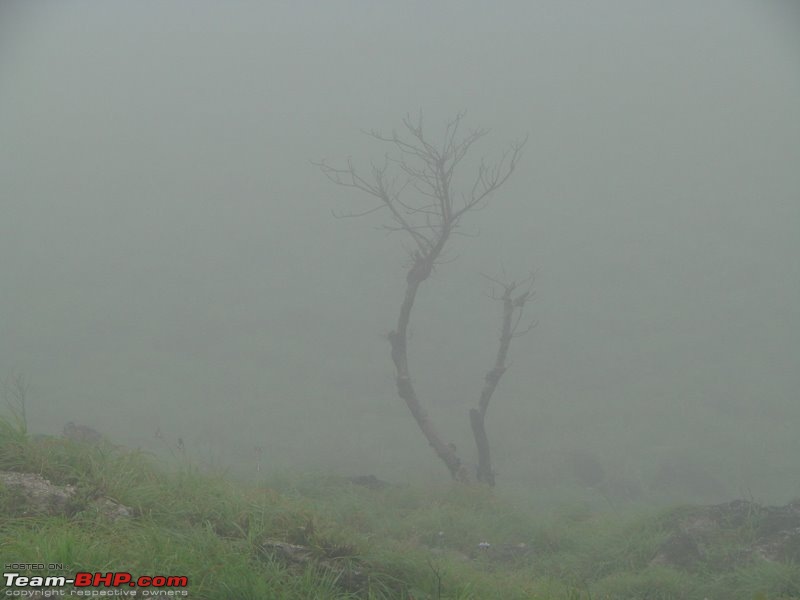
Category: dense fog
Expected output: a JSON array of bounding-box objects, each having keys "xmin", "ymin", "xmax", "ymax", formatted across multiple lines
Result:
[{"xmin": 1, "ymin": 1, "xmax": 798, "ymax": 508}]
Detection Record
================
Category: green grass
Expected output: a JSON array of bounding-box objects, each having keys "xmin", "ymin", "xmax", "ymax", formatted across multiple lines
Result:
[{"xmin": 1, "ymin": 414, "xmax": 798, "ymax": 600}]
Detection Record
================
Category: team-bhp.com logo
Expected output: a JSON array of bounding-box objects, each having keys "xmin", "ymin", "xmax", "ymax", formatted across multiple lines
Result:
[{"xmin": 4, "ymin": 571, "xmax": 189, "ymax": 596}]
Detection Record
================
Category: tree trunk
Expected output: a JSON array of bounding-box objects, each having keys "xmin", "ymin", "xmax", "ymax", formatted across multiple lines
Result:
[{"xmin": 388, "ymin": 256, "xmax": 470, "ymax": 482}]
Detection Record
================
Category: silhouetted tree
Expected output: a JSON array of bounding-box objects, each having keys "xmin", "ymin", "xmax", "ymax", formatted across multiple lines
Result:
[{"xmin": 315, "ymin": 113, "xmax": 532, "ymax": 485}]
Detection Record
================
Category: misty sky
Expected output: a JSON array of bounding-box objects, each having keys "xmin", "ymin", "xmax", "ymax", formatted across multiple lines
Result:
[{"xmin": 1, "ymin": 1, "xmax": 798, "ymax": 498}]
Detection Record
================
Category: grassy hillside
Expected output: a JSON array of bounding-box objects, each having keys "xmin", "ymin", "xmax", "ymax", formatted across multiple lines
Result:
[{"xmin": 1, "ymin": 415, "xmax": 798, "ymax": 600}]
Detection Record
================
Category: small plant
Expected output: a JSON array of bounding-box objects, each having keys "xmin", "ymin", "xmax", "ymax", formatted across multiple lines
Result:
[{"xmin": 2, "ymin": 372, "xmax": 30, "ymax": 436}]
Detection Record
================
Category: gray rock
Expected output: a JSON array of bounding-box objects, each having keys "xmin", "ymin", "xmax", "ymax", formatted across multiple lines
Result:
[
  {"xmin": 62, "ymin": 422, "xmax": 104, "ymax": 444},
  {"xmin": 0, "ymin": 470, "xmax": 132, "ymax": 521},
  {"xmin": 0, "ymin": 471, "xmax": 75, "ymax": 516}
]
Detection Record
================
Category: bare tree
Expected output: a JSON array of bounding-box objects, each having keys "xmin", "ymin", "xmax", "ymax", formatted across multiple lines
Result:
[
  {"xmin": 471, "ymin": 274, "xmax": 535, "ymax": 485},
  {"xmin": 315, "ymin": 113, "xmax": 532, "ymax": 485}
]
